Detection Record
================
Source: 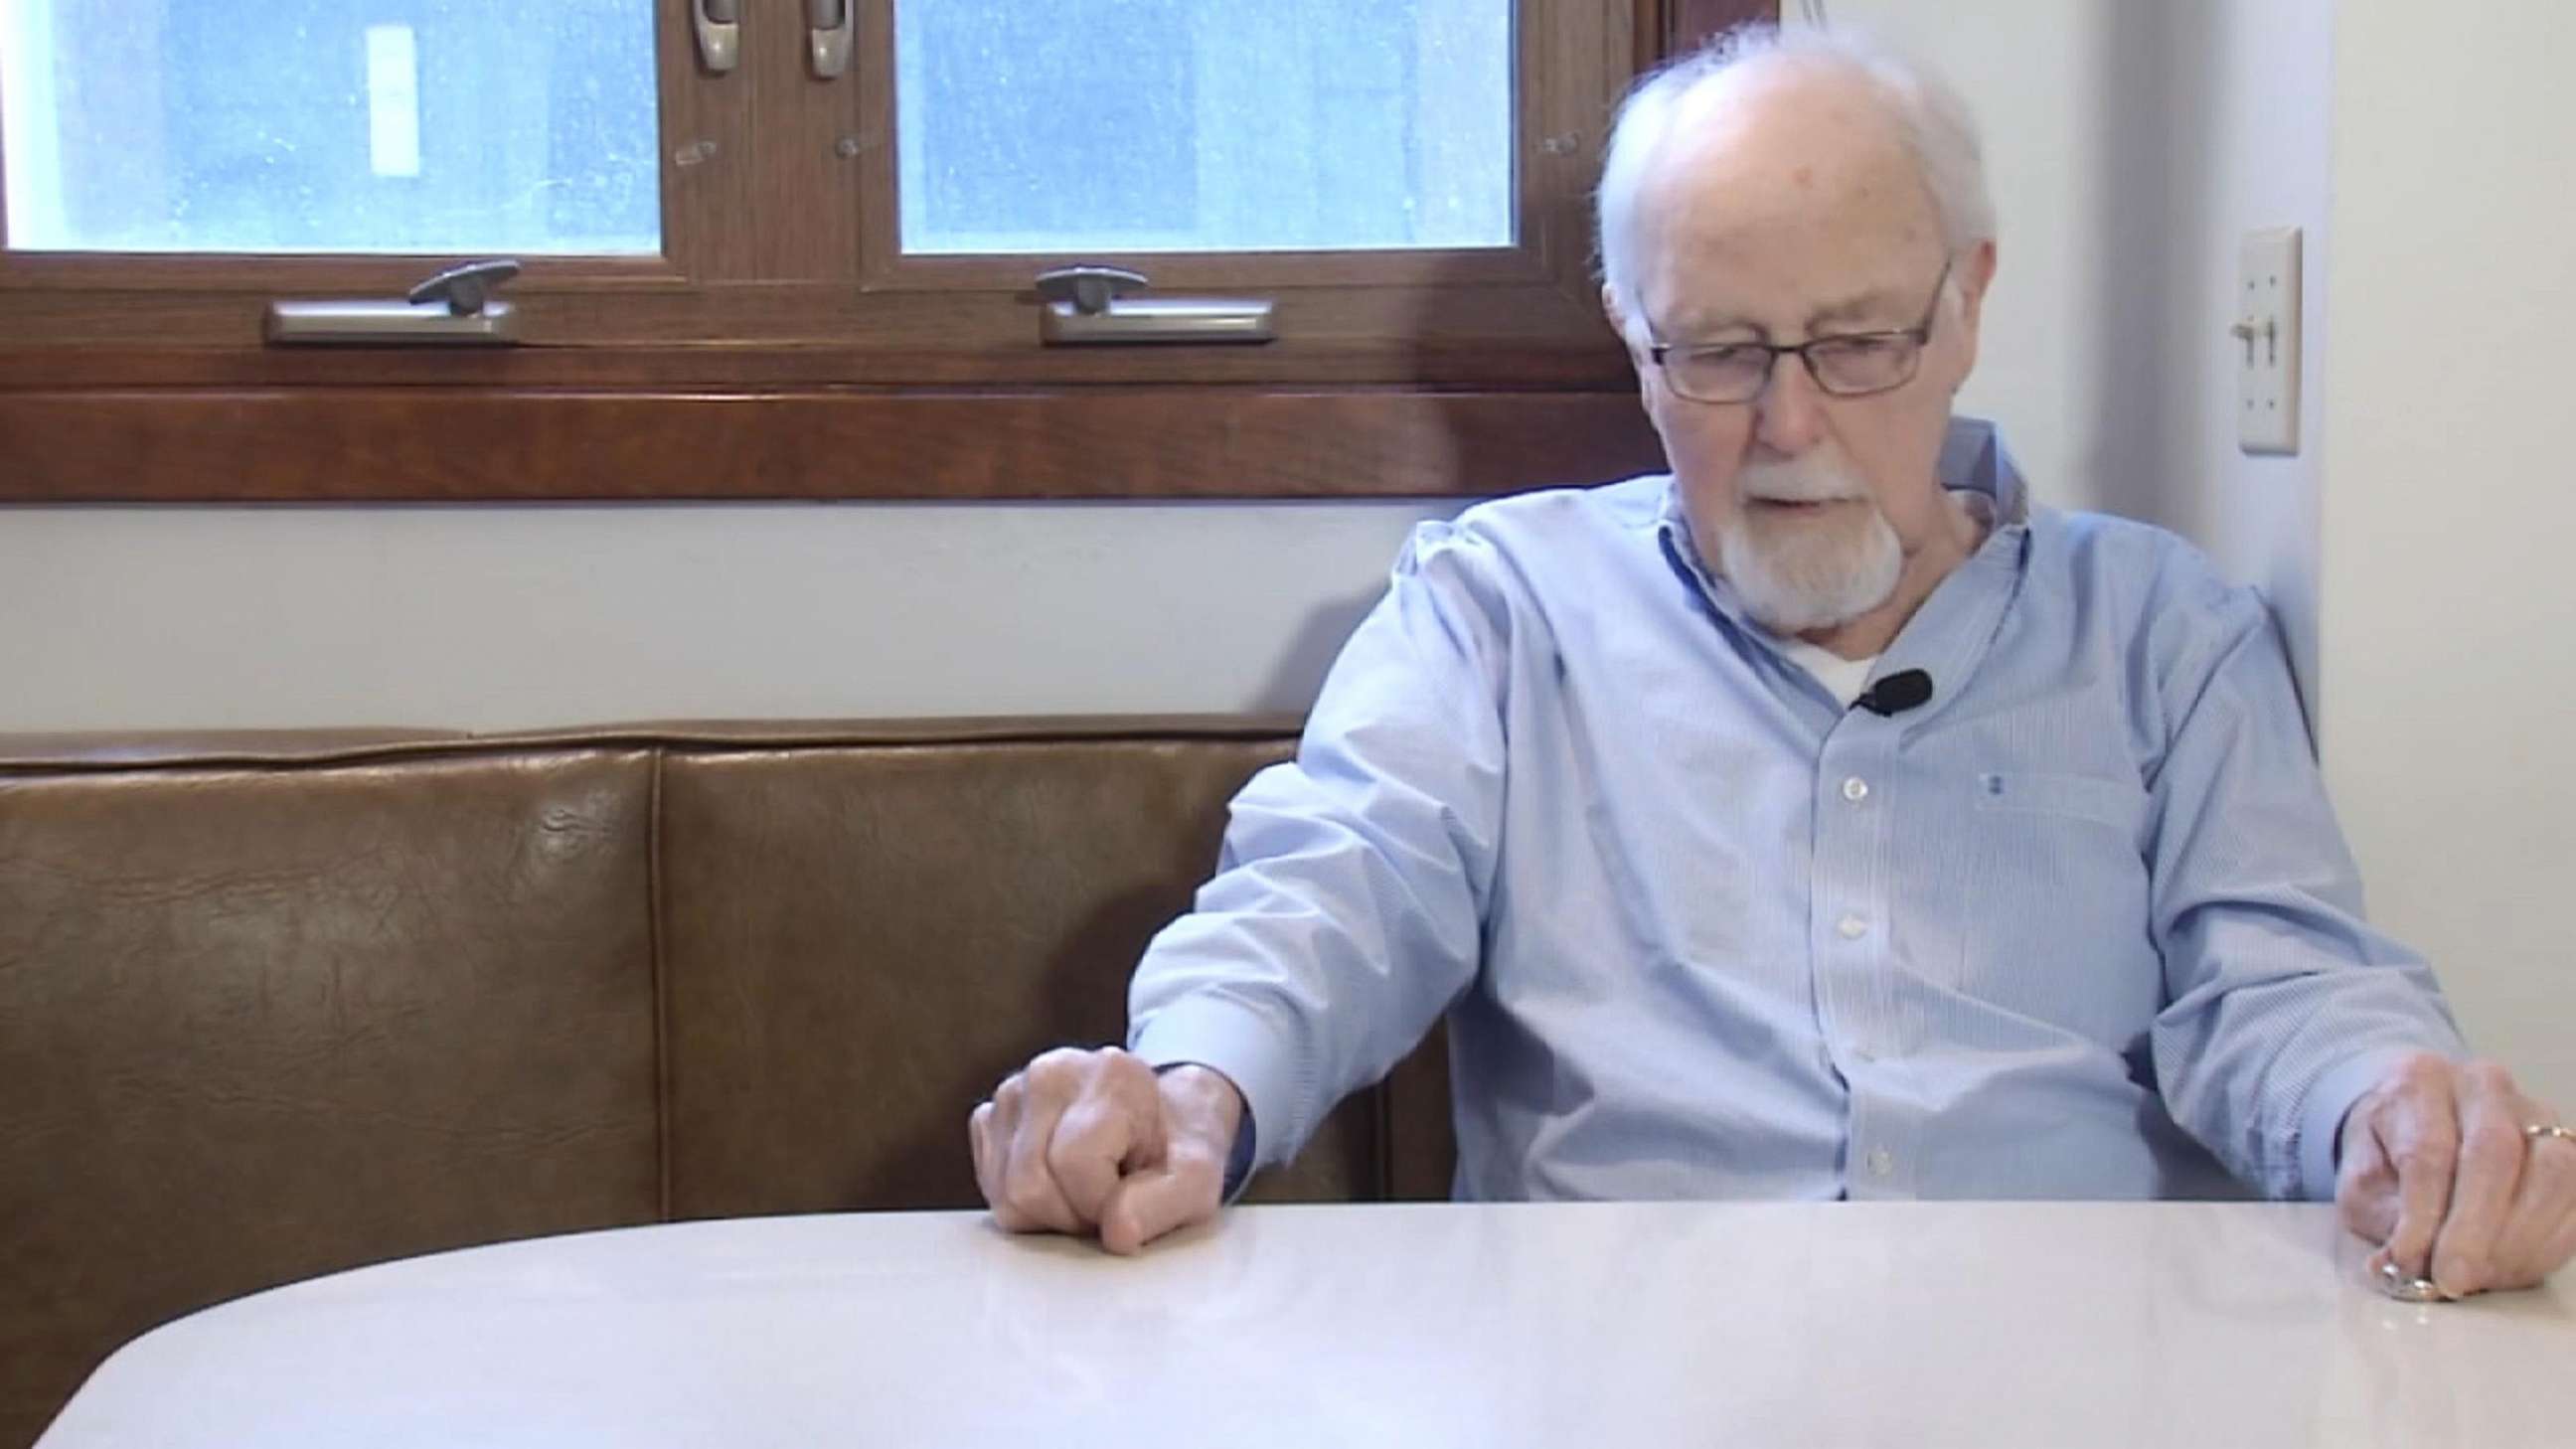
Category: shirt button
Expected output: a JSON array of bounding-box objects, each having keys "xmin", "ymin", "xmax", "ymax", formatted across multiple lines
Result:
[
  {"xmin": 1842, "ymin": 776, "xmax": 1869, "ymax": 803},
  {"xmin": 1868, "ymin": 1148, "xmax": 1895, "ymax": 1177},
  {"xmin": 1837, "ymin": 914, "xmax": 1867, "ymax": 940}
]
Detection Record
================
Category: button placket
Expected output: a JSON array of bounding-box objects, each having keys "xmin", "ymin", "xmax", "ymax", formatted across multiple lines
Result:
[{"xmin": 1816, "ymin": 722, "xmax": 1908, "ymax": 1194}]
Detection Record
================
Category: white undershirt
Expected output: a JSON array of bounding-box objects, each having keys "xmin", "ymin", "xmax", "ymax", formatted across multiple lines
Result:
[
  {"xmin": 1752, "ymin": 488, "xmax": 1996, "ymax": 709},
  {"xmin": 1776, "ymin": 637, "xmax": 1880, "ymax": 708}
]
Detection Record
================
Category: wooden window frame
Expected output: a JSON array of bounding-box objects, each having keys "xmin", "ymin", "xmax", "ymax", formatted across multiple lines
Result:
[{"xmin": 0, "ymin": 0, "xmax": 1775, "ymax": 502}]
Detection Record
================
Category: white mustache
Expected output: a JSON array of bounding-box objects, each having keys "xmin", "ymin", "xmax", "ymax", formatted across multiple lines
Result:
[
  {"xmin": 1742, "ymin": 482, "xmax": 1865, "ymax": 504},
  {"xmin": 1739, "ymin": 457, "xmax": 1868, "ymax": 505}
]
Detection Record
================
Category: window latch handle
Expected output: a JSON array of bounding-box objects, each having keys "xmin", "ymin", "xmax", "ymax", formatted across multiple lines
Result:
[
  {"xmin": 263, "ymin": 258, "xmax": 524, "ymax": 347},
  {"xmin": 696, "ymin": 0, "xmax": 742, "ymax": 75},
  {"xmin": 809, "ymin": 0, "xmax": 852, "ymax": 80},
  {"xmin": 1032, "ymin": 265, "xmax": 1276, "ymax": 346},
  {"xmin": 407, "ymin": 258, "xmax": 523, "ymax": 317},
  {"xmin": 1035, "ymin": 265, "xmax": 1150, "ymax": 317}
]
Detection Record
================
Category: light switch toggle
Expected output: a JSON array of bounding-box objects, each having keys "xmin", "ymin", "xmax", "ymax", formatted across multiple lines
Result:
[{"xmin": 2234, "ymin": 227, "xmax": 2303, "ymax": 455}]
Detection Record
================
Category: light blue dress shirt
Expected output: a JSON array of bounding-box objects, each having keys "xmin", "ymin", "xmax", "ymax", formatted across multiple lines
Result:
[{"xmin": 1130, "ymin": 420, "xmax": 2464, "ymax": 1203}]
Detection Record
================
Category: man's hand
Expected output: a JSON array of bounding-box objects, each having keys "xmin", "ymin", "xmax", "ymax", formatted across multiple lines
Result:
[
  {"xmin": 968, "ymin": 1047, "xmax": 1245, "ymax": 1255},
  {"xmin": 2336, "ymin": 1052, "xmax": 2576, "ymax": 1297}
]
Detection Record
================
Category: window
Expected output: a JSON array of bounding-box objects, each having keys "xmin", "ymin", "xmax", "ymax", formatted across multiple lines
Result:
[
  {"xmin": 0, "ymin": 1, "xmax": 1777, "ymax": 502},
  {"xmin": 3, "ymin": 0, "xmax": 659, "ymax": 254},
  {"xmin": 894, "ymin": 1, "xmax": 1513, "ymax": 255}
]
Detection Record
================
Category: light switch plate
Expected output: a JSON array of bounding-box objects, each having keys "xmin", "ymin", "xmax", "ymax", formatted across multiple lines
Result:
[{"xmin": 2236, "ymin": 227, "xmax": 2302, "ymax": 454}]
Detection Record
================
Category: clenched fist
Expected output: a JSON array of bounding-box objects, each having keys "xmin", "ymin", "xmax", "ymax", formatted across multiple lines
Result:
[{"xmin": 969, "ymin": 1047, "xmax": 1245, "ymax": 1254}]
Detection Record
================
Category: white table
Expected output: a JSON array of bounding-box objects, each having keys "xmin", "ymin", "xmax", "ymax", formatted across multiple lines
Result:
[{"xmin": 36, "ymin": 1202, "xmax": 2576, "ymax": 1448}]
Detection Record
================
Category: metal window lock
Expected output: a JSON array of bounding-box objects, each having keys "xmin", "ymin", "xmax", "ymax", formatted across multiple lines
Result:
[
  {"xmin": 695, "ymin": 0, "xmax": 741, "ymax": 75},
  {"xmin": 810, "ymin": 0, "xmax": 852, "ymax": 80},
  {"xmin": 263, "ymin": 258, "xmax": 523, "ymax": 347},
  {"xmin": 1033, "ymin": 265, "xmax": 1276, "ymax": 346}
]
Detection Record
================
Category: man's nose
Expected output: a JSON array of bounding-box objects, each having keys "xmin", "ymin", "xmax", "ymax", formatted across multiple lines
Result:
[{"xmin": 1751, "ymin": 352, "xmax": 1829, "ymax": 456}]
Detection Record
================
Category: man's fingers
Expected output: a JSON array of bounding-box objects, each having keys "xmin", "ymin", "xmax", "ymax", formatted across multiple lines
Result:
[
  {"xmin": 1046, "ymin": 1058, "xmax": 1167, "ymax": 1224},
  {"xmin": 1044, "ymin": 1095, "xmax": 1134, "ymax": 1223},
  {"xmin": 2428, "ymin": 1067, "xmax": 2528, "ymax": 1295},
  {"xmin": 2337, "ymin": 1120, "xmax": 2399, "ymax": 1247},
  {"xmin": 2377, "ymin": 1064, "xmax": 2461, "ymax": 1280},
  {"xmin": 2491, "ymin": 1134, "xmax": 2576, "ymax": 1289},
  {"xmin": 996, "ymin": 1073, "xmax": 1083, "ymax": 1234},
  {"xmin": 2536, "ymin": 1197, "xmax": 2576, "ymax": 1287},
  {"xmin": 979, "ymin": 1077, "xmax": 1048, "ymax": 1232},
  {"xmin": 968, "ymin": 1100, "xmax": 999, "ymax": 1208},
  {"xmin": 1095, "ymin": 1150, "xmax": 1224, "ymax": 1256}
]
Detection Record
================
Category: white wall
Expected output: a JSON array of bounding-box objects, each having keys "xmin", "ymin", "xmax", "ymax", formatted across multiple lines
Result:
[
  {"xmin": 2320, "ymin": 2, "xmax": 2576, "ymax": 1105},
  {"xmin": 0, "ymin": 501, "xmax": 1449, "ymax": 730},
  {"xmin": 2101, "ymin": 0, "xmax": 2334, "ymax": 712},
  {"xmin": 1795, "ymin": 0, "xmax": 2114, "ymax": 522},
  {"xmin": 1812, "ymin": 0, "xmax": 2333, "ymax": 705}
]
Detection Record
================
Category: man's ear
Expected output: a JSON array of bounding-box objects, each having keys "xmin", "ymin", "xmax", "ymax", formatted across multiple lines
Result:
[
  {"xmin": 1600, "ymin": 282, "xmax": 1632, "ymax": 346},
  {"xmin": 1949, "ymin": 239, "xmax": 1999, "ymax": 380},
  {"xmin": 1601, "ymin": 283, "xmax": 1656, "ymax": 411}
]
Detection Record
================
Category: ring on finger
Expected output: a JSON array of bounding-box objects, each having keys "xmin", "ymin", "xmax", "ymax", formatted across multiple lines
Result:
[{"xmin": 2525, "ymin": 1123, "xmax": 2576, "ymax": 1146}]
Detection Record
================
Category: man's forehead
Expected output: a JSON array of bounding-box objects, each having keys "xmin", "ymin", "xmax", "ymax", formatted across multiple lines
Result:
[
  {"xmin": 1647, "ymin": 62, "xmax": 1929, "ymax": 204},
  {"xmin": 1641, "ymin": 209, "xmax": 1938, "ymax": 337},
  {"xmin": 1632, "ymin": 76, "xmax": 1943, "ymax": 336},
  {"xmin": 1655, "ymin": 271, "xmax": 1926, "ymax": 340}
]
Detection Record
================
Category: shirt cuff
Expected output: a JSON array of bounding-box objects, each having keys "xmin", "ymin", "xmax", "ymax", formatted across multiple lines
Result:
[
  {"xmin": 1152, "ymin": 1060, "xmax": 1261, "ymax": 1204},
  {"xmin": 2295, "ymin": 1047, "xmax": 2431, "ymax": 1201},
  {"xmin": 1131, "ymin": 993, "xmax": 1306, "ymax": 1198}
]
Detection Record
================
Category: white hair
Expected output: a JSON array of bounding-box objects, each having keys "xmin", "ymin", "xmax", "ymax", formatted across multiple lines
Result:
[{"xmin": 1596, "ymin": 25, "xmax": 1996, "ymax": 341}]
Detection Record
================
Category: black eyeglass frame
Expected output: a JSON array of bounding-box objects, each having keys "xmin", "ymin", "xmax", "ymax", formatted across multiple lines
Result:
[{"xmin": 1646, "ymin": 256, "xmax": 1957, "ymax": 403}]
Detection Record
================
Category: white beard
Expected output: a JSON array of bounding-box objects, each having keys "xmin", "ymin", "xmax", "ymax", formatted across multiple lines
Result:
[{"xmin": 1715, "ymin": 454, "xmax": 1905, "ymax": 634}]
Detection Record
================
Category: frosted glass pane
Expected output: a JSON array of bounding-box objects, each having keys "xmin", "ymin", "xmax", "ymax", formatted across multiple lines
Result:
[
  {"xmin": 896, "ymin": 0, "xmax": 1514, "ymax": 254},
  {"xmin": 0, "ymin": 0, "xmax": 659, "ymax": 253}
]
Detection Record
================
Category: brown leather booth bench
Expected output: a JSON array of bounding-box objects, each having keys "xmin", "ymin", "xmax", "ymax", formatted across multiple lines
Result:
[{"xmin": 0, "ymin": 720, "xmax": 1457, "ymax": 1448}]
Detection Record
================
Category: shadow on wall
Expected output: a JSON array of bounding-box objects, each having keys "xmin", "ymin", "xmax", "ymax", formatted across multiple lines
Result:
[
  {"xmin": 1244, "ymin": 581, "xmax": 1394, "ymax": 718},
  {"xmin": 1226, "ymin": 165, "xmax": 1667, "ymax": 716},
  {"xmin": 2089, "ymin": 0, "xmax": 2223, "ymax": 537}
]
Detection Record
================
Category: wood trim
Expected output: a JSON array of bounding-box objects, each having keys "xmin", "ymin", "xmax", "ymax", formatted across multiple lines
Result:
[
  {"xmin": 0, "ymin": 343, "xmax": 1638, "ymax": 391},
  {"xmin": 0, "ymin": 388, "xmax": 1665, "ymax": 502},
  {"xmin": 740, "ymin": 0, "xmax": 863, "ymax": 283},
  {"xmin": 1667, "ymin": 0, "xmax": 1782, "ymax": 53},
  {"xmin": 0, "ymin": 341, "xmax": 1636, "ymax": 391},
  {"xmin": 0, "ymin": 38, "xmax": 13, "ymax": 250},
  {"xmin": 0, "ymin": 254, "xmax": 688, "ymax": 292},
  {"xmin": 0, "ymin": 273, "xmax": 1625, "ymax": 360},
  {"xmin": 855, "ymin": 245, "xmax": 1549, "ymax": 293}
]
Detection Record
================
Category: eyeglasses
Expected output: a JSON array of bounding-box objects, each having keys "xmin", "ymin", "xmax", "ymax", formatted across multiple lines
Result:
[{"xmin": 1648, "ymin": 257, "xmax": 1955, "ymax": 404}]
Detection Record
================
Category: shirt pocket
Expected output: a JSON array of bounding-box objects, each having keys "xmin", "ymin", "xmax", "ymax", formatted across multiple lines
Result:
[
  {"xmin": 1943, "ymin": 769, "xmax": 2161, "ymax": 1044},
  {"xmin": 1972, "ymin": 769, "xmax": 2146, "ymax": 834}
]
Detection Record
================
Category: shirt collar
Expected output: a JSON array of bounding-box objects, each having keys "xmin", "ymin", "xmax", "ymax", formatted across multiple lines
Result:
[{"xmin": 1935, "ymin": 414, "xmax": 2029, "ymax": 526}]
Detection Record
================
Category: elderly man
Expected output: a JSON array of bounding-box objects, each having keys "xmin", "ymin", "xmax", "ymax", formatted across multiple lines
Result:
[{"xmin": 969, "ymin": 27, "xmax": 2576, "ymax": 1298}]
